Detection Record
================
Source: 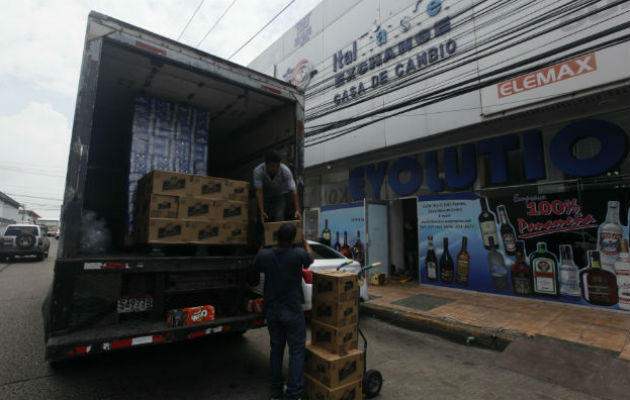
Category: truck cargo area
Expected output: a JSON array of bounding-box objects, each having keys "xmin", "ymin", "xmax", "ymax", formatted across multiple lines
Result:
[{"xmin": 44, "ymin": 12, "xmax": 304, "ymax": 361}]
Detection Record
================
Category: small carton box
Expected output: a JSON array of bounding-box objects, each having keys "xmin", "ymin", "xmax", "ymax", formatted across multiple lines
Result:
[
  {"xmin": 313, "ymin": 271, "xmax": 359, "ymax": 303},
  {"xmin": 137, "ymin": 170, "xmax": 193, "ymax": 197},
  {"xmin": 226, "ymin": 180, "xmax": 250, "ymax": 202},
  {"xmin": 190, "ymin": 176, "xmax": 229, "ymax": 199},
  {"xmin": 179, "ymin": 198, "xmax": 248, "ymax": 222},
  {"xmin": 311, "ymin": 320, "xmax": 358, "ymax": 356},
  {"xmin": 304, "ymin": 375, "xmax": 362, "ymax": 400},
  {"xmin": 305, "ymin": 344, "xmax": 364, "ymax": 389},
  {"xmin": 312, "ymin": 297, "xmax": 358, "ymax": 328},
  {"xmin": 136, "ymin": 193, "xmax": 179, "ymax": 219},
  {"xmin": 190, "ymin": 176, "xmax": 250, "ymax": 202},
  {"xmin": 185, "ymin": 221, "xmax": 248, "ymax": 245},
  {"xmin": 135, "ymin": 218, "xmax": 187, "ymax": 244},
  {"xmin": 264, "ymin": 220, "xmax": 303, "ymax": 246}
]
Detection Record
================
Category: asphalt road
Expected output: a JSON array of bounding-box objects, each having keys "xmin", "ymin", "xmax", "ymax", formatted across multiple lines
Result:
[{"xmin": 0, "ymin": 241, "xmax": 608, "ymax": 400}]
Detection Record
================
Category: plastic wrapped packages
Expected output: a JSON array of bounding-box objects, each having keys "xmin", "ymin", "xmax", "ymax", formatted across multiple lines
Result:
[{"xmin": 80, "ymin": 211, "xmax": 111, "ymax": 254}]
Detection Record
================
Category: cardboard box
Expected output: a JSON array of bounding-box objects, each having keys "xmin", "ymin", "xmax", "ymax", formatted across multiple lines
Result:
[
  {"xmin": 178, "ymin": 198, "xmax": 248, "ymax": 222},
  {"xmin": 304, "ymin": 375, "xmax": 362, "ymax": 400},
  {"xmin": 190, "ymin": 176, "xmax": 250, "ymax": 202},
  {"xmin": 185, "ymin": 221, "xmax": 247, "ymax": 244},
  {"xmin": 264, "ymin": 220, "xmax": 303, "ymax": 246},
  {"xmin": 311, "ymin": 320, "xmax": 358, "ymax": 355},
  {"xmin": 313, "ymin": 271, "xmax": 359, "ymax": 303},
  {"xmin": 167, "ymin": 305, "xmax": 215, "ymax": 327},
  {"xmin": 137, "ymin": 170, "xmax": 193, "ymax": 197},
  {"xmin": 312, "ymin": 297, "xmax": 357, "ymax": 328},
  {"xmin": 136, "ymin": 193, "xmax": 179, "ymax": 219},
  {"xmin": 135, "ymin": 218, "xmax": 187, "ymax": 244},
  {"xmin": 305, "ymin": 345, "xmax": 364, "ymax": 389}
]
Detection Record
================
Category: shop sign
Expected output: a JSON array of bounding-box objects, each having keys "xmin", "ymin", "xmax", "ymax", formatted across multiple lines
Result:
[
  {"xmin": 349, "ymin": 119, "xmax": 628, "ymax": 199},
  {"xmin": 331, "ymin": 0, "xmax": 457, "ymax": 105},
  {"xmin": 498, "ymin": 53, "xmax": 598, "ymax": 98}
]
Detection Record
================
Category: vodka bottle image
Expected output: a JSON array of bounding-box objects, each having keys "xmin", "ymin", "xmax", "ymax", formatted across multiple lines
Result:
[
  {"xmin": 497, "ymin": 205, "xmax": 517, "ymax": 256},
  {"xmin": 558, "ymin": 245, "xmax": 580, "ymax": 299},
  {"xmin": 488, "ymin": 237, "xmax": 509, "ymax": 291},
  {"xmin": 598, "ymin": 201, "xmax": 623, "ymax": 272},
  {"xmin": 478, "ymin": 197, "xmax": 499, "ymax": 250}
]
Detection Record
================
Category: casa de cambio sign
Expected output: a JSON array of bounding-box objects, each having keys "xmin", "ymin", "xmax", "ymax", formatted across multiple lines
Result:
[{"xmin": 331, "ymin": 0, "xmax": 457, "ymax": 105}]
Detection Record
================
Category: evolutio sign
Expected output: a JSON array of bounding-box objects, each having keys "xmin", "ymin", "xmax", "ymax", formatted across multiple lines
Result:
[
  {"xmin": 349, "ymin": 119, "xmax": 628, "ymax": 199},
  {"xmin": 331, "ymin": 0, "xmax": 457, "ymax": 105}
]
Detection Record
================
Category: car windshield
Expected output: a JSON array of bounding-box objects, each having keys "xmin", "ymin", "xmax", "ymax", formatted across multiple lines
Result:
[
  {"xmin": 310, "ymin": 243, "xmax": 345, "ymax": 260},
  {"xmin": 4, "ymin": 226, "xmax": 38, "ymax": 236}
]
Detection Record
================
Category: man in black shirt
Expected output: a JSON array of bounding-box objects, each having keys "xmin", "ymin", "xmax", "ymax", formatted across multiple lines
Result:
[{"xmin": 254, "ymin": 223, "xmax": 313, "ymax": 400}]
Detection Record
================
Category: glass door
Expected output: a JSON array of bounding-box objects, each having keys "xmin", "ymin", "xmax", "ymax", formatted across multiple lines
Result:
[{"xmin": 364, "ymin": 199, "xmax": 389, "ymax": 278}]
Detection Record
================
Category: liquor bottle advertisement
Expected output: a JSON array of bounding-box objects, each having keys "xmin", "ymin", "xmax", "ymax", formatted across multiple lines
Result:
[
  {"xmin": 320, "ymin": 203, "xmax": 365, "ymax": 261},
  {"xmin": 418, "ymin": 191, "xmax": 630, "ymax": 310}
]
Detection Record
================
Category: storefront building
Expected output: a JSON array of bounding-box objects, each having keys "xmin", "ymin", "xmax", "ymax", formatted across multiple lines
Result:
[{"xmin": 249, "ymin": 0, "xmax": 630, "ymax": 310}]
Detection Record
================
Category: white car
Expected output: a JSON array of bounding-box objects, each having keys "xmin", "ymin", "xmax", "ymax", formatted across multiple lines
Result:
[{"xmin": 302, "ymin": 240, "xmax": 369, "ymax": 311}]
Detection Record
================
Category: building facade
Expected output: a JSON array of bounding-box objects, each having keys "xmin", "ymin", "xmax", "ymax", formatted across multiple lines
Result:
[
  {"xmin": 249, "ymin": 0, "xmax": 630, "ymax": 311},
  {"xmin": 0, "ymin": 192, "xmax": 20, "ymax": 230}
]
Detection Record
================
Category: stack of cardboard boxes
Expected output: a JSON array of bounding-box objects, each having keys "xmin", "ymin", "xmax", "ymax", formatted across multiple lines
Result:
[
  {"xmin": 134, "ymin": 170, "xmax": 250, "ymax": 245},
  {"xmin": 305, "ymin": 271, "xmax": 363, "ymax": 400}
]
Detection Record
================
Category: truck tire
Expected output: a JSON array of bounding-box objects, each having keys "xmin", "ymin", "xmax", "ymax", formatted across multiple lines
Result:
[
  {"xmin": 16, "ymin": 234, "xmax": 36, "ymax": 250},
  {"xmin": 36, "ymin": 253, "xmax": 44, "ymax": 262}
]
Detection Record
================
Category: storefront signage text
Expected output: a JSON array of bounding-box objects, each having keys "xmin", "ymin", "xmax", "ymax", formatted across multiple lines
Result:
[
  {"xmin": 517, "ymin": 197, "xmax": 598, "ymax": 238},
  {"xmin": 349, "ymin": 119, "xmax": 628, "ymax": 199},
  {"xmin": 331, "ymin": 0, "xmax": 456, "ymax": 105}
]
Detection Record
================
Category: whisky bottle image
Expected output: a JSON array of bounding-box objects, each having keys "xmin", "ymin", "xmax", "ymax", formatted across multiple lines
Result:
[
  {"xmin": 497, "ymin": 205, "xmax": 517, "ymax": 256},
  {"xmin": 456, "ymin": 236, "xmax": 470, "ymax": 286},
  {"xmin": 439, "ymin": 237, "xmax": 454, "ymax": 284},
  {"xmin": 478, "ymin": 197, "xmax": 499, "ymax": 250},
  {"xmin": 334, "ymin": 231, "xmax": 342, "ymax": 252},
  {"xmin": 614, "ymin": 239, "xmax": 630, "ymax": 311},
  {"xmin": 488, "ymin": 237, "xmax": 509, "ymax": 291},
  {"xmin": 530, "ymin": 242, "xmax": 559, "ymax": 297},
  {"xmin": 580, "ymin": 250, "xmax": 619, "ymax": 306},
  {"xmin": 558, "ymin": 244, "xmax": 580, "ymax": 298},
  {"xmin": 426, "ymin": 236, "xmax": 438, "ymax": 282},
  {"xmin": 321, "ymin": 219, "xmax": 331, "ymax": 246},
  {"xmin": 352, "ymin": 231, "xmax": 364, "ymax": 266},
  {"xmin": 598, "ymin": 201, "xmax": 623, "ymax": 271},
  {"xmin": 341, "ymin": 231, "xmax": 352, "ymax": 258},
  {"xmin": 511, "ymin": 242, "xmax": 532, "ymax": 296}
]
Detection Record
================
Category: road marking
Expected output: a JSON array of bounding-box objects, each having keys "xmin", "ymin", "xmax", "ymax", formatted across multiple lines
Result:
[{"xmin": 0, "ymin": 263, "xmax": 11, "ymax": 273}]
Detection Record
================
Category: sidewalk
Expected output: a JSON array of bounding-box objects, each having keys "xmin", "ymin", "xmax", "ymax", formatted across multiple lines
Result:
[{"xmin": 361, "ymin": 281, "xmax": 630, "ymax": 360}]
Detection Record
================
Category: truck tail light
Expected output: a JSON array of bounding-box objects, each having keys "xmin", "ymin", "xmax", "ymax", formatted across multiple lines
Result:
[{"xmin": 302, "ymin": 269, "xmax": 313, "ymax": 284}]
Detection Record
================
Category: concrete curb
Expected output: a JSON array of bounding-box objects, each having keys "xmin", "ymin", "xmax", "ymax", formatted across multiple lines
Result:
[{"xmin": 360, "ymin": 302, "xmax": 525, "ymax": 351}]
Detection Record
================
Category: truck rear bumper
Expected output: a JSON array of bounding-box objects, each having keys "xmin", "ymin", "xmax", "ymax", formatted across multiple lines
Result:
[
  {"xmin": 0, "ymin": 248, "xmax": 44, "ymax": 256},
  {"xmin": 45, "ymin": 313, "xmax": 266, "ymax": 362}
]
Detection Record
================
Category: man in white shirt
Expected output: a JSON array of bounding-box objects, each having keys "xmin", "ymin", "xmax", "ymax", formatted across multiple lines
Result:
[{"xmin": 253, "ymin": 151, "xmax": 301, "ymax": 222}]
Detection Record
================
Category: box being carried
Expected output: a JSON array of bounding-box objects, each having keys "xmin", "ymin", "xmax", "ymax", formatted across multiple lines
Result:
[
  {"xmin": 264, "ymin": 220, "xmax": 303, "ymax": 246},
  {"xmin": 166, "ymin": 305, "xmax": 215, "ymax": 327},
  {"xmin": 305, "ymin": 344, "xmax": 364, "ymax": 389},
  {"xmin": 304, "ymin": 374, "xmax": 362, "ymax": 400}
]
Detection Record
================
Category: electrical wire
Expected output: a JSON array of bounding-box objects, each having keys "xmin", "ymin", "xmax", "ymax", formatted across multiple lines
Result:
[
  {"xmin": 303, "ymin": 0, "xmax": 628, "ymax": 145},
  {"xmin": 228, "ymin": 0, "xmax": 297, "ymax": 60},
  {"xmin": 177, "ymin": 0, "xmax": 206, "ymax": 41},
  {"xmin": 196, "ymin": 0, "xmax": 238, "ymax": 48}
]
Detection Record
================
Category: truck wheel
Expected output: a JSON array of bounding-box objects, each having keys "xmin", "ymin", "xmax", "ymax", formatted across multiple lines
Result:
[
  {"xmin": 44, "ymin": 251, "xmax": 49, "ymax": 259},
  {"xmin": 363, "ymin": 369, "xmax": 383, "ymax": 398},
  {"xmin": 16, "ymin": 234, "xmax": 36, "ymax": 250},
  {"xmin": 36, "ymin": 253, "xmax": 44, "ymax": 262}
]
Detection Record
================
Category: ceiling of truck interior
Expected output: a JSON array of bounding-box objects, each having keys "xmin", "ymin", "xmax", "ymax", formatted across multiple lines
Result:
[{"xmin": 99, "ymin": 41, "xmax": 290, "ymax": 137}]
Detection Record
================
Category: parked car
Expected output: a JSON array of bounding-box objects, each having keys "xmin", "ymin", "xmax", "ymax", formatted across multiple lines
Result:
[
  {"xmin": 0, "ymin": 224, "xmax": 50, "ymax": 261},
  {"xmin": 302, "ymin": 240, "xmax": 369, "ymax": 311}
]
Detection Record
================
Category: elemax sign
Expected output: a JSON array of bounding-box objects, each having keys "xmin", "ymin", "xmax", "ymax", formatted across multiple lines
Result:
[{"xmin": 349, "ymin": 119, "xmax": 628, "ymax": 199}]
